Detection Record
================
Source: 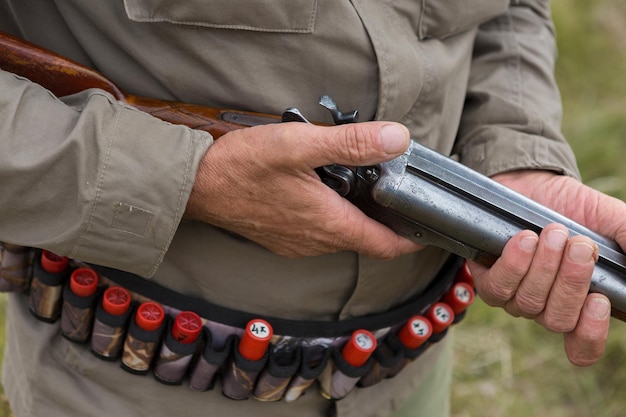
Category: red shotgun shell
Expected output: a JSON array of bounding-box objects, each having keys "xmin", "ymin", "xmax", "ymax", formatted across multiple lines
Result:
[
  {"xmin": 69, "ymin": 268, "xmax": 99, "ymax": 297},
  {"xmin": 341, "ymin": 329, "xmax": 377, "ymax": 367},
  {"xmin": 426, "ymin": 302, "xmax": 455, "ymax": 334},
  {"xmin": 40, "ymin": 250, "xmax": 69, "ymax": 273},
  {"xmin": 239, "ymin": 319, "xmax": 273, "ymax": 361},
  {"xmin": 172, "ymin": 311, "xmax": 202, "ymax": 344},
  {"xmin": 102, "ymin": 286, "xmax": 132, "ymax": 316},
  {"xmin": 398, "ymin": 315, "xmax": 433, "ymax": 350},
  {"xmin": 135, "ymin": 302, "xmax": 165, "ymax": 332},
  {"xmin": 443, "ymin": 282, "xmax": 475, "ymax": 315}
]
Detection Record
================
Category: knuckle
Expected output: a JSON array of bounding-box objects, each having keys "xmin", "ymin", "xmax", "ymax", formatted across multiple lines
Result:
[
  {"xmin": 500, "ymin": 261, "xmax": 530, "ymax": 281},
  {"xmin": 514, "ymin": 292, "xmax": 546, "ymax": 317},
  {"xmin": 335, "ymin": 124, "xmax": 373, "ymax": 164},
  {"xmin": 541, "ymin": 310, "xmax": 578, "ymax": 333},
  {"xmin": 503, "ymin": 302, "xmax": 524, "ymax": 318},
  {"xmin": 479, "ymin": 268, "xmax": 528, "ymax": 305},
  {"xmin": 479, "ymin": 279, "xmax": 516, "ymax": 307},
  {"xmin": 485, "ymin": 278, "xmax": 517, "ymax": 301},
  {"xmin": 559, "ymin": 272, "xmax": 592, "ymax": 296}
]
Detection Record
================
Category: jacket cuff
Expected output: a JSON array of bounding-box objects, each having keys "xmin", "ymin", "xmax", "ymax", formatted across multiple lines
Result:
[{"xmin": 69, "ymin": 97, "xmax": 211, "ymax": 277}]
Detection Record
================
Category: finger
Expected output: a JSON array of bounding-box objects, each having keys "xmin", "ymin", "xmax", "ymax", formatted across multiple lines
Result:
[
  {"xmin": 328, "ymin": 197, "xmax": 423, "ymax": 258},
  {"xmin": 472, "ymin": 230, "xmax": 538, "ymax": 309},
  {"xmin": 279, "ymin": 121, "xmax": 411, "ymax": 168},
  {"xmin": 563, "ymin": 294, "xmax": 610, "ymax": 367},
  {"xmin": 505, "ymin": 224, "xmax": 570, "ymax": 319},
  {"xmin": 537, "ymin": 236, "xmax": 598, "ymax": 333}
]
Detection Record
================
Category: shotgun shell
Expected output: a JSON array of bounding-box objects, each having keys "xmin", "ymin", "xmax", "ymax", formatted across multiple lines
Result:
[
  {"xmin": 426, "ymin": 302, "xmax": 455, "ymax": 334},
  {"xmin": 40, "ymin": 250, "xmax": 70, "ymax": 273},
  {"xmin": 172, "ymin": 311, "xmax": 202, "ymax": 344},
  {"xmin": 69, "ymin": 268, "xmax": 99, "ymax": 297},
  {"xmin": 60, "ymin": 268, "xmax": 99, "ymax": 342},
  {"xmin": 154, "ymin": 311, "xmax": 202, "ymax": 384},
  {"xmin": 91, "ymin": 286, "xmax": 133, "ymax": 359},
  {"xmin": 121, "ymin": 301, "xmax": 166, "ymax": 374},
  {"xmin": 398, "ymin": 315, "xmax": 433, "ymax": 350},
  {"xmin": 442, "ymin": 282, "xmax": 475, "ymax": 315},
  {"xmin": 29, "ymin": 250, "xmax": 71, "ymax": 321},
  {"xmin": 455, "ymin": 262, "xmax": 474, "ymax": 288},
  {"xmin": 341, "ymin": 329, "xmax": 376, "ymax": 367},
  {"xmin": 239, "ymin": 319, "xmax": 273, "ymax": 361},
  {"xmin": 135, "ymin": 301, "xmax": 165, "ymax": 331},
  {"xmin": 102, "ymin": 286, "xmax": 132, "ymax": 316}
]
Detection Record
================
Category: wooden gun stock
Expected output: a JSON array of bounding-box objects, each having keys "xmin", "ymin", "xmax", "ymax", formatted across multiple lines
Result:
[{"xmin": 0, "ymin": 30, "xmax": 281, "ymax": 138}]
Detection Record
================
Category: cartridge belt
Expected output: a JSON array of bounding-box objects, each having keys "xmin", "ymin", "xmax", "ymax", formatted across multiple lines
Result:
[
  {"xmin": 0, "ymin": 244, "xmax": 474, "ymax": 402},
  {"xmin": 90, "ymin": 256, "xmax": 464, "ymax": 338}
]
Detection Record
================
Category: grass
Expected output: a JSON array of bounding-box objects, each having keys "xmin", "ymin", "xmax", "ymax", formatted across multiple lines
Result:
[
  {"xmin": 1, "ymin": 1, "xmax": 625, "ymax": 416},
  {"xmin": 452, "ymin": 301, "xmax": 626, "ymax": 417},
  {"xmin": 0, "ymin": 294, "xmax": 10, "ymax": 417}
]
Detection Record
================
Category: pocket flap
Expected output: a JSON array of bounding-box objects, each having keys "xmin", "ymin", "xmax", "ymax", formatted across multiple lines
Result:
[{"xmin": 124, "ymin": 0, "xmax": 317, "ymax": 33}]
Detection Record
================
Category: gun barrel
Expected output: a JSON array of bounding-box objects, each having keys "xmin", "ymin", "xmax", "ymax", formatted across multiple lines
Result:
[{"xmin": 369, "ymin": 140, "xmax": 626, "ymax": 319}]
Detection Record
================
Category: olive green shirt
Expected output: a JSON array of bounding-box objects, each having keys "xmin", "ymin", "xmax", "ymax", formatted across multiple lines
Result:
[{"xmin": 0, "ymin": 1, "xmax": 579, "ymax": 416}]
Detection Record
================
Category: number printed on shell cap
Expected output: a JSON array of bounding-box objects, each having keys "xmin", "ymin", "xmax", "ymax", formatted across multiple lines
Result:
[
  {"xmin": 426, "ymin": 302, "xmax": 455, "ymax": 334},
  {"xmin": 398, "ymin": 315, "xmax": 432, "ymax": 350},
  {"xmin": 239, "ymin": 319, "xmax": 273, "ymax": 361},
  {"xmin": 341, "ymin": 329, "xmax": 377, "ymax": 367}
]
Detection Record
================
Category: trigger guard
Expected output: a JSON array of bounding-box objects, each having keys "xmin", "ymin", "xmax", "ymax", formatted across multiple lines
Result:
[{"xmin": 318, "ymin": 165, "xmax": 355, "ymax": 197}]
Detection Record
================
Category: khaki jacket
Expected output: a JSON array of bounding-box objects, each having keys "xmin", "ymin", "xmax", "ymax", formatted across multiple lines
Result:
[{"xmin": 0, "ymin": 1, "xmax": 579, "ymax": 416}]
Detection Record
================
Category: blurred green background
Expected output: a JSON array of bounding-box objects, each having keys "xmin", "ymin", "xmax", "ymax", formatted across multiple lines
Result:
[
  {"xmin": 453, "ymin": 1, "xmax": 626, "ymax": 416},
  {"xmin": 1, "ymin": 1, "xmax": 626, "ymax": 416}
]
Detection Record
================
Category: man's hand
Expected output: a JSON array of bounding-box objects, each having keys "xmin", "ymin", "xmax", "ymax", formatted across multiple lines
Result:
[
  {"xmin": 184, "ymin": 121, "xmax": 422, "ymax": 259},
  {"xmin": 469, "ymin": 170, "xmax": 626, "ymax": 366}
]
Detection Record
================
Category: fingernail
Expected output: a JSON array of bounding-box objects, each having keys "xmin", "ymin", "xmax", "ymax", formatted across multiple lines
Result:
[
  {"xmin": 380, "ymin": 125, "xmax": 409, "ymax": 154},
  {"xmin": 519, "ymin": 235, "xmax": 538, "ymax": 253},
  {"xmin": 546, "ymin": 229, "xmax": 568, "ymax": 249},
  {"xmin": 568, "ymin": 242, "xmax": 598, "ymax": 264},
  {"xmin": 587, "ymin": 297, "xmax": 610, "ymax": 320}
]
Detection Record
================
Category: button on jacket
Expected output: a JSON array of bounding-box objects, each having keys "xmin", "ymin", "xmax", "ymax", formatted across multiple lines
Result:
[{"xmin": 0, "ymin": 1, "xmax": 579, "ymax": 416}]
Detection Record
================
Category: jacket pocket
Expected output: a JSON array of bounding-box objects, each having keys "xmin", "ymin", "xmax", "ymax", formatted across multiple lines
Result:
[
  {"xmin": 418, "ymin": 0, "xmax": 509, "ymax": 39},
  {"xmin": 123, "ymin": 0, "xmax": 317, "ymax": 33}
]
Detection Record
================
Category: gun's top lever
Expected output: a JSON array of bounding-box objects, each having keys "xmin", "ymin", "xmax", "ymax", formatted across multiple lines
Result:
[
  {"xmin": 318, "ymin": 95, "xmax": 359, "ymax": 125},
  {"xmin": 281, "ymin": 97, "xmax": 359, "ymax": 197}
]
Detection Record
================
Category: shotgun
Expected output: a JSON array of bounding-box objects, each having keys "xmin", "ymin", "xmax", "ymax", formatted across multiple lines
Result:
[{"xmin": 2, "ymin": 31, "xmax": 626, "ymax": 321}]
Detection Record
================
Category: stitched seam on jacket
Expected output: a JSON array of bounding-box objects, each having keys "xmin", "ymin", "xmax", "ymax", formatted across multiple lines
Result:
[
  {"xmin": 506, "ymin": 9, "xmax": 523, "ymax": 109},
  {"xmin": 122, "ymin": 0, "xmax": 317, "ymax": 33},
  {"xmin": 125, "ymin": 19, "xmax": 313, "ymax": 33},
  {"xmin": 148, "ymin": 128, "xmax": 195, "ymax": 276},
  {"xmin": 71, "ymin": 96, "xmax": 119, "ymax": 258}
]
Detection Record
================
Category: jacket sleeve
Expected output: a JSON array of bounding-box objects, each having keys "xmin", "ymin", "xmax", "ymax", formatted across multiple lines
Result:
[
  {"xmin": 454, "ymin": 0, "xmax": 580, "ymax": 179},
  {"xmin": 0, "ymin": 70, "xmax": 212, "ymax": 277}
]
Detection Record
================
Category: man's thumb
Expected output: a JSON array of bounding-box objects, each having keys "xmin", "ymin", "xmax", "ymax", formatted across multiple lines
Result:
[
  {"xmin": 321, "ymin": 122, "xmax": 410, "ymax": 167},
  {"xmin": 379, "ymin": 124, "xmax": 410, "ymax": 154}
]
